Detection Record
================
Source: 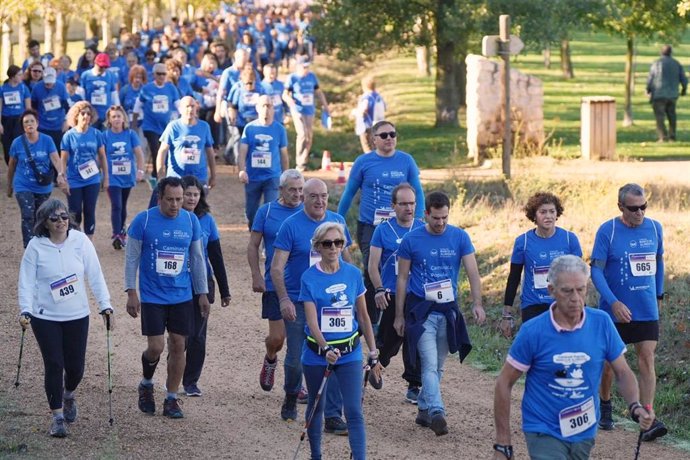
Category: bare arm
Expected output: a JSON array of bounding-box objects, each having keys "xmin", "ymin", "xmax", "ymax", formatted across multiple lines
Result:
[
  {"xmin": 494, "ymin": 362, "xmax": 523, "ymax": 445},
  {"xmin": 280, "ymin": 146, "xmax": 289, "ymax": 171},
  {"xmin": 270, "ymin": 248, "xmax": 296, "ymax": 321},
  {"xmin": 98, "ymin": 146, "xmax": 109, "ymax": 188},
  {"xmin": 368, "ymin": 245, "xmax": 388, "ymax": 310},
  {"xmin": 247, "ymin": 231, "xmax": 266, "ymax": 293},
  {"xmin": 206, "ymin": 146, "xmax": 216, "ymax": 189},
  {"xmin": 394, "ymin": 257, "xmax": 411, "ymax": 337},
  {"xmin": 462, "ymin": 253, "xmax": 485, "ymax": 324},
  {"xmin": 238, "ymin": 143, "xmax": 249, "ymax": 183},
  {"xmin": 156, "ymin": 142, "xmax": 169, "ymax": 178}
]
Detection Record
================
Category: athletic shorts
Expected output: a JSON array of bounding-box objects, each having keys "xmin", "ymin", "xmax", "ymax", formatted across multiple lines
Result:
[
  {"xmin": 141, "ymin": 300, "xmax": 193, "ymax": 336},
  {"xmin": 521, "ymin": 303, "xmax": 551, "ymax": 323},
  {"xmin": 262, "ymin": 291, "xmax": 282, "ymax": 321},
  {"xmin": 614, "ymin": 320, "xmax": 659, "ymax": 344}
]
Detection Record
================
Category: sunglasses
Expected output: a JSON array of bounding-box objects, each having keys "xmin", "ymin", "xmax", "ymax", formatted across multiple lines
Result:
[
  {"xmin": 621, "ymin": 202, "xmax": 648, "ymax": 212},
  {"xmin": 49, "ymin": 213, "xmax": 70, "ymax": 222},
  {"xmin": 31, "ymin": 69, "xmax": 43, "ymax": 73},
  {"xmin": 319, "ymin": 239, "xmax": 345, "ymax": 249},
  {"xmin": 375, "ymin": 131, "xmax": 397, "ymax": 139},
  {"xmin": 155, "ymin": 72, "xmax": 167, "ymax": 76}
]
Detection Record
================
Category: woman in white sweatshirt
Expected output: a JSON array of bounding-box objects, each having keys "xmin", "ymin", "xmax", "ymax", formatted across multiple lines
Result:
[{"xmin": 17, "ymin": 198, "xmax": 113, "ymax": 438}]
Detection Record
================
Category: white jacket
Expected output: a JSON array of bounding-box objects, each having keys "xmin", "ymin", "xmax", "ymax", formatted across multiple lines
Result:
[{"xmin": 18, "ymin": 230, "xmax": 112, "ymax": 321}]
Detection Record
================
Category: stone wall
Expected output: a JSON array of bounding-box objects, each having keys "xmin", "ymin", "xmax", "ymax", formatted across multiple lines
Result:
[{"xmin": 465, "ymin": 54, "xmax": 544, "ymax": 163}]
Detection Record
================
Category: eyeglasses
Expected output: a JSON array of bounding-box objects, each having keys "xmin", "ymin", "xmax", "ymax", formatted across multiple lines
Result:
[
  {"xmin": 621, "ymin": 202, "xmax": 648, "ymax": 212},
  {"xmin": 375, "ymin": 131, "xmax": 397, "ymax": 139},
  {"xmin": 48, "ymin": 213, "xmax": 70, "ymax": 222},
  {"xmin": 319, "ymin": 239, "xmax": 345, "ymax": 249}
]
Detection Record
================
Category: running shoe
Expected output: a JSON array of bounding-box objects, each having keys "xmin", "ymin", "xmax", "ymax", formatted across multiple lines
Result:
[
  {"xmin": 281, "ymin": 393, "xmax": 298, "ymax": 421},
  {"xmin": 112, "ymin": 235, "xmax": 123, "ymax": 250},
  {"xmin": 163, "ymin": 397, "xmax": 184, "ymax": 418},
  {"xmin": 259, "ymin": 355, "xmax": 277, "ymax": 391},
  {"xmin": 415, "ymin": 409, "xmax": 431, "ymax": 427},
  {"xmin": 641, "ymin": 419, "xmax": 668, "ymax": 442},
  {"xmin": 598, "ymin": 399, "xmax": 614, "ymax": 431},
  {"xmin": 324, "ymin": 417, "xmax": 348, "ymax": 435},
  {"xmin": 63, "ymin": 397, "xmax": 77, "ymax": 423},
  {"xmin": 138, "ymin": 383, "xmax": 155, "ymax": 414},
  {"xmin": 430, "ymin": 413, "xmax": 449, "ymax": 436},
  {"xmin": 119, "ymin": 232, "xmax": 127, "ymax": 247},
  {"xmin": 49, "ymin": 417, "xmax": 67, "ymax": 438},
  {"xmin": 297, "ymin": 386, "xmax": 308, "ymax": 404},
  {"xmin": 184, "ymin": 384, "xmax": 202, "ymax": 397},
  {"xmin": 406, "ymin": 386, "xmax": 421, "ymax": 404}
]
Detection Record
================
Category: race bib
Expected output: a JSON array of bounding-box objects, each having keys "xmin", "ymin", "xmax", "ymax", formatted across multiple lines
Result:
[
  {"xmin": 78, "ymin": 160, "xmax": 99, "ymax": 179},
  {"xmin": 278, "ymin": 32, "xmax": 289, "ymax": 42},
  {"xmin": 257, "ymin": 45, "xmax": 267, "ymax": 55},
  {"xmin": 242, "ymin": 91, "xmax": 259, "ymax": 106},
  {"xmin": 300, "ymin": 93, "xmax": 314, "ymax": 106},
  {"xmin": 50, "ymin": 274, "xmax": 79, "ymax": 303},
  {"xmin": 629, "ymin": 253, "xmax": 657, "ymax": 276},
  {"xmin": 152, "ymin": 95, "xmax": 169, "ymax": 113},
  {"xmin": 271, "ymin": 94, "xmax": 282, "ymax": 107},
  {"xmin": 559, "ymin": 396, "xmax": 595, "ymax": 438},
  {"xmin": 91, "ymin": 92, "xmax": 107, "ymax": 106},
  {"xmin": 155, "ymin": 251, "xmax": 184, "ymax": 276},
  {"xmin": 373, "ymin": 208, "xmax": 395, "ymax": 226},
  {"xmin": 533, "ymin": 265, "xmax": 550, "ymax": 289},
  {"xmin": 424, "ymin": 279, "xmax": 455, "ymax": 303},
  {"xmin": 112, "ymin": 159, "xmax": 131, "ymax": 175},
  {"xmin": 251, "ymin": 150, "xmax": 271, "ymax": 168},
  {"xmin": 309, "ymin": 249, "xmax": 321, "ymax": 267},
  {"xmin": 183, "ymin": 147, "xmax": 201, "ymax": 165},
  {"xmin": 43, "ymin": 95, "xmax": 61, "ymax": 112},
  {"xmin": 320, "ymin": 306, "xmax": 353, "ymax": 333},
  {"xmin": 3, "ymin": 91, "xmax": 20, "ymax": 105}
]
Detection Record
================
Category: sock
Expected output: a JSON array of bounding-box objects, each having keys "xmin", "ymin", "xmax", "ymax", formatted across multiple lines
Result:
[
  {"xmin": 53, "ymin": 411, "xmax": 64, "ymax": 420},
  {"xmin": 601, "ymin": 399, "xmax": 611, "ymax": 404},
  {"xmin": 166, "ymin": 392, "xmax": 177, "ymax": 400},
  {"xmin": 141, "ymin": 378, "xmax": 154, "ymax": 386},
  {"xmin": 141, "ymin": 352, "xmax": 160, "ymax": 380},
  {"xmin": 63, "ymin": 390, "xmax": 74, "ymax": 400}
]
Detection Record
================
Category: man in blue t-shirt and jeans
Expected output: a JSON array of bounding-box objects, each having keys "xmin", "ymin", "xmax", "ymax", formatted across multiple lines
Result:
[
  {"xmin": 492, "ymin": 255, "xmax": 654, "ymax": 460},
  {"xmin": 591, "ymin": 183, "xmax": 667, "ymax": 442}
]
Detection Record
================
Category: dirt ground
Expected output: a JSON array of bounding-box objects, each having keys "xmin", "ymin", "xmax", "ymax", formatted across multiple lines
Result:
[{"xmin": 0, "ymin": 160, "xmax": 687, "ymax": 459}]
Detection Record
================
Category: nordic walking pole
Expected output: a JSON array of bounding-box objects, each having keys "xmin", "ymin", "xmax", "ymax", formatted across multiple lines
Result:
[
  {"xmin": 15, "ymin": 318, "xmax": 29, "ymax": 388},
  {"xmin": 104, "ymin": 310, "xmax": 114, "ymax": 426},
  {"xmin": 633, "ymin": 404, "xmax": 652, "ymax": 460},
  {"xmin": 292, "ymin": 363, "xmax": 334, "ymax": 460}
]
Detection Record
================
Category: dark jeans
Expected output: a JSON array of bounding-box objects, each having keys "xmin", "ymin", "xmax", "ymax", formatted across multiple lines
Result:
[
  {"xmin": 356, "ymin": 221, "xmax": 378, "ymax": 324},
  {"xmin": 67, "ymin": 183, "xmax": 100, "ymax": 235},
  {"xmin": 199, "ymin": 107, "xmax": 221, "ymax": 149},
  {"xmin": 376, "ymin": 293, "xmax": 422, "ymax": 387},
  {"xmin": 183, "ymin": 292, "xmax": 210, "ymax": 388},
  {"xmin": 107, "ymin": 186, "xmax": 132, "ymax": 236},
  {"xmin": 143, "ymin": 130, "xmax": 162, "ymax": 178},
  {"xmin": 1, "ymin": 115, "xmax": 22, "ymax": 164},
  {"xmin": 652, "ymin": 98, "xmax": 677, "ymax": 141},
  {"xmin": 244, "ymin": 177, "xmax": 279, "ymax": 230},
  {"xmin": 15, "ymin": 191, "xmax": 51, "ymax": 247},
  {"xmin": 31, "ymin": 316, "xmax": 89, "ymax": 410}
]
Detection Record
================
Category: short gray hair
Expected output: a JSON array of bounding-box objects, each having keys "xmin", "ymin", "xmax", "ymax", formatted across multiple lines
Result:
[
  {"xmin": 33, "ymin": 199, "xmax": 73, "ymax": 238},
  {"xmin": 618, "ymin": 183, "xmax": 645, "ymax": 203},
  {"xmin": 279, "ymin": 169, "xmax": 304, "ymax": 187},
  {"xmin": 311, "ymin": 222, "xmax": 345, "ymax": 250},
  {"xmin": 548, "ymin": 255, "xmax": 590, "ymax": 287}
]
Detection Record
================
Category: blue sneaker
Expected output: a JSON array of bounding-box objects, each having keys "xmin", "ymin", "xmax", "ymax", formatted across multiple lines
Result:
[
  {"xmin": 406, "ymin": 386, "xmax": 420, "ymax": 404},
  {"xmin": 184, "ymin": 384, "xmax": 202, "ymax": 397},
  {"xmin": 63, "ymin": 397, "xmax": 77, "ymax": 423},
  {"xmin": 281, "ymin": 393, "xmax": 298, "ymax": 421},
  {"xmin": 138, "ymin": 383, "xmax": 155, "ymax": 414},
  {"xmin": 163, "ymin": 397, "xmax": 184, "ymax": 418},
  {"xmin": 49, "ymin": 417, "xmax": 67, "ymax": 437},
  {"xmin": 324, "ymin": 417, "xmax": 348, "ymax": 435}
]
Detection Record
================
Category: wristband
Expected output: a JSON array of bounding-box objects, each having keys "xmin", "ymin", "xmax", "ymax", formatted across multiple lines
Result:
[
  {"xmin": 629, "ymin": 401, "xmax": 643, "ymax": 422},
  {"xmin": 375, "ymin": 287, "xmax": 386, "ymax": 294},
  {"xmin": 322, "ymin": 345, "xmax": 334, "ymax": 354}
]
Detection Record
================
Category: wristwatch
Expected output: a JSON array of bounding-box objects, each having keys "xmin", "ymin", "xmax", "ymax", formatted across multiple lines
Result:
[{"xmin": 493, "ymin": 444, "xmax": 513, "ymax": 459}]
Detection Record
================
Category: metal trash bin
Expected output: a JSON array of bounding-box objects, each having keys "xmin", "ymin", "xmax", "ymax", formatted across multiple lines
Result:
[{"xmin": 581, "ymin": 96, "xmax": 616, "ymax": 160}]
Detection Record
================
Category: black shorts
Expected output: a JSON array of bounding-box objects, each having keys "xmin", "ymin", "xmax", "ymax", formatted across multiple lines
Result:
[
  {"xmin": 614, "ymin": 320, "xmax": 659, "ymax": 344},
  {"xmin": 262, "ymin": 291, "xmax": 282, "ymax": 321},
  {"xmin": 141, "ymin": 300, "xmax": 193, "ymax": 336},
  {"xmin": 521, "ymin": 304, "xmax": 551, "ymax": 323}
]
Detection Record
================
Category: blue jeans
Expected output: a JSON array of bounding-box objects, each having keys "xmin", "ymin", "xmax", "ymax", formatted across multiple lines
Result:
[
  {"xmin": 417, "ymin": 312, "xmax": 449, "ymax": 416},
  {"xmin": 107, "ymin": 186, "xmax": 132, "ymax": 236},
  {"xmin": 304, "ymin": 361, "xmax": 365, "ymax": 460},
  {"xmin": 284, "ymin": 301, "xmax": 342, "ymax": 418},
  {"xmin": 67, "ymin": 183, "xmax": 100, "ymax": 235},
  {"xmin": 15, "ymin": 191, "xmax": 51, "ymax": 247},
  {"xmin": 244, "ymin": 177, "xmax": 279, "ymax": 229}
]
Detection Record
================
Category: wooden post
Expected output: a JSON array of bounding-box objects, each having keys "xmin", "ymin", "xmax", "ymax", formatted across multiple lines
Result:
[{"xmin": 499, "ymin": 15, "xmax": 511, "ymax": 179}]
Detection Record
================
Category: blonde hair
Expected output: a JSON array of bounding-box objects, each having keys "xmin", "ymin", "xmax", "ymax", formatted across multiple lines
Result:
[
  {"xmin": 128, "ymin": 64, "xmax": 148, "ymax": 85},
  {"xmin": 105, "ymin": 105, "xmax": 130, "ymax": 130},
  {"xmin": 311, "ymin": 222, "xmax": 345, "ymax": 250},
  {"xmin": 66, "ymin": 101, "xmax": 98, "ymax": 127}
]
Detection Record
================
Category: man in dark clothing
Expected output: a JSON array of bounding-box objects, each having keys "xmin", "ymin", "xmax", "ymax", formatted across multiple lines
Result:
[{"xmin": 646, "ymin": 45, "xmax": 687, "ymax": 142}]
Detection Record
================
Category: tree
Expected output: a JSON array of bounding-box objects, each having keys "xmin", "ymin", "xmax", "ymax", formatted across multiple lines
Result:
[
  {"xmin": 314, "ymin": 0, "xmax": 486, "ymax": 128},
  {"xmin": 589, "ymin": 0, "xmax": 686, "ymax": 126}
]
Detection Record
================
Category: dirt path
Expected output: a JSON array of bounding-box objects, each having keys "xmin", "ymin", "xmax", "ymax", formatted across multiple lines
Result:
[{"xmin": 0, "ymin": 164, "xmax": 687, "ymax": 459}]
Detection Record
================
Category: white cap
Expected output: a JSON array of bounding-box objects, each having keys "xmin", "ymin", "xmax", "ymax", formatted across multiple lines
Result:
[{"xmin": 44, "ymin": 67, "xmax": 57, "ymax": 84}]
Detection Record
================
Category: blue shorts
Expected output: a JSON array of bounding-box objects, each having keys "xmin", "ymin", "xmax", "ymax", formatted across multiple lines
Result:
[
  {"xmin": 261, "ymin": 291, "xmax": 282, "ymax": 321},
  {"xmin": 141, "ymin": 300, "xmax": 193, "ymax": 336}
]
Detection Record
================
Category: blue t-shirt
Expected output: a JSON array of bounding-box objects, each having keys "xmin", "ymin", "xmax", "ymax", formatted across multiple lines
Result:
[
  {"xmin": 119, "ymin": 84, "xmax": 142, "ymax": 120},
  {"xmin": 299, "ymin": 262, "xmax": 366, "ymax": 366},
  {"xmin": 252, "ymin": 29, "xmax": 273, "ymax": 60},
  {"xmin": 511, "ymin": 227, "xmax": 583, "ymax": 308},
  {"xmin": 1, "ymin": 82, "xmax": 31, "ymax": 116},
  {"xmin": 397, "ymin": 225, "xmax": 475, "ymax": 300},
  {"xmin": 109, "ymin": 56, "xmax": 127, "ymax": 87},
  {"xmin": 285, "ymin": 72, "xmax": 319, "ymax": 116},
  {"xmin": 240, "ymin": 119, "xmax": 287, "ymax": 181},
  {"xmin": 128, "ymin": 207, "xmax": 202, "ymax": 304},
  {"xmin": 31, "ymin": 81, "xmax": 69, "ymax": 131},
  {"xmin": 251, "ymin": 200, "xmax": 304, "ymax": 291},
  {"xmin": 591, "ymin": 217, "xmax": 664, "ymax": 321},
  {"xmin": 508, "ymin": 307, "xmax": 625, "ymax": 442},
  {"xmin": 198, "ymin": 212, "xmax": 220, "ymax": 279},
  {"xmin": 370, "ymin": 218, "xmax": 425, "ymax": 291},
  {"xmin": 138, "ymin": 82, "xmax": 180, "ymax": 134},
  {"xmin": 275, "ymin": 23, "xmax": 294, "ymax": 45},
  {"xmin": 9, "ymin": 133, "xmax": 56, "ymax": 194},
  {"xmin": 80, "ymin": 69, "xmax": 118, "ymax": 120},
  {"xmin": 57, "ymin": 70, "xmax": 78, "ymax": 86},
  {"xmin": 337, "ymin": 150, "xmax": 424, "ymax": 224},
  {"xmin": 60, "ymin": 127, "xmax": 105, "ymax": 188},
  {"xmin": 103, "ymin": 129, "xmax": 141, "ymax": 188},
  {"xmin": 273, "ymin": 210, "xmax": 352, "ymax": 301},
  {"xmin": 359, "ymin": 91, "xmax": 384, "ymax": 128},
  {"xmin": 228, "ymin": 82, "xmax": 265, "ymax": 128},
  {"xmin": 261, "ymin": 79, "xmax": 285, "ymax": 123},
  {"xmin": 218, "ymin": 67, "xmax": 241, "ymax": 96},
  {"xmin": 160, "ymin": 119, "xmax": 214, "ymax": 182}
]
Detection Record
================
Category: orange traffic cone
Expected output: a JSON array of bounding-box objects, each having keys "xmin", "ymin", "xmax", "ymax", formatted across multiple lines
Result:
[
  {"xmin": 321, "ymin": 150, "xmax": 332, "ymax": 171},
  {"xmin": 337, "ymin": 161, "xmax": 346, "ymax": 184}
]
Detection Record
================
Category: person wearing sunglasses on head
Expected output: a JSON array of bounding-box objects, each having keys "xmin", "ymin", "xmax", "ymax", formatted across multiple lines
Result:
[
  {"xmin": 17, "ymin": 198, "xmax": 113, "ymax": 438},
  {"xmin": 591, "ymin": 183, "xmax": 667, "ymax": 442}
]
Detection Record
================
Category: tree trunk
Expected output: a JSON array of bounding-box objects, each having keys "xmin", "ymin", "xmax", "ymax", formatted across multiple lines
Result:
[
  {"xmin": 623, "ymin": 37, "xmax": 634, "ymax": 127},
  {"xmin": 560, "ymin": 39, "xmax": 574, "ymax": 79},
  {"xmin": 433, "ymin": 0, "xmax": 459, "ymax": 127},
  {"xmin": 55, "ymin": 12, "xmax": 69, "ymax": 56},
  {"xmin": 124, "ymin": 5, "xmax": 135, "ymax": 32},
  {"xmin": 543, "ymin": 44, "xmax": 551, "ymax": 69},
  {"xmin": 101, "ymin": 13, "xmax": 111, "ymax": 45},
  {"xmin": 17, "ymin": 14, "xmax": 32, "ymax": 65},
  {"xmin": 1, "ymin": 21, "xmax": 12, "ymax": 76},
  {"xmin": 88, "ymin": 18, "xmax": 99, "ymax": 41},
  {"xmin": 44, "ymin": 9, "xmax": 55, "ymax": 55}
]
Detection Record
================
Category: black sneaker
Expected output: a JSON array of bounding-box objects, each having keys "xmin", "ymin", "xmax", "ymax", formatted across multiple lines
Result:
[
  {"xmin": 49, "ymin": 417, "xmax": 67, "ymax": 438},
  {"xmin": 430, "ymin": 413, "xmax": 449, "ymax": 436},
  {"xmin": 598, "ymin": 399, "xmax": 614, "ymax": 431},
  {"xmin": 63, "ymin": 397, "xmax": 77, "ymax": 423},
  {"xmin": 367, "ymin": 371, "xmax": 383, "ymax": 390},
  {"xmin": 641, "ymin": 419, "xmax": 668, "ymax": 442},
  {"xmin": 112, "ymin": 235, "xmax": 123, "ymax": 250},
  {"xmin": 184, "ymin": 384, "xmax": 202, "ymax": 397},
  {"xmin": 324, "ymin": 417, "xmax": 348, "ymax": 435},
  {"xmin": 138, "ymin": 383, "xmax": 155, "ymax": 414},
  {"xmin": 163, "ymin": 397, "xmax": 184, "ymax": 418},
  {"xmin": 415, "ymin": 409, "xmax": 431, "ymax": 427},
  {"xmin": 281, "ymin": 393, "xmax": 298, "ymax": 421}
]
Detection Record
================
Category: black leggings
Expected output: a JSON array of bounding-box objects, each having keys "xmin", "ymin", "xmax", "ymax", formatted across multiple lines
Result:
[
  {"xmin": 143, "ymin": 130, "xmax": 162, "ymax": 178},
  {"xmin": 31, "ymin": 316, "xmax": 89, "ymax": 410},
  {"xmin": 1, "ymin": 115, "xmax": 22, "ymax": 164}
]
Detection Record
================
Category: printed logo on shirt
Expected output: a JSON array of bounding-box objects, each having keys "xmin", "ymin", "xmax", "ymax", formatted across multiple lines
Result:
[
  {"xmin": 112, "ymin": 141, "xmax": 127, "ymax": 156},
  {"xmin": 550, "ymin": 352, "xmax": 591, "ymax": 398},
  {"xmin": 163, "ymin": 230, "xmax": 171, "ymax": 237},
  {"xmin": 173, "ymin": 229, "xmax": 190, "ymax": 239},
  {"xmin": 439, "ymin": 248, "xmax": 456, "ymax": 258},
  {"xmin": 638, "ymin": 238, "xmax": 655, "ymax": 248}
]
